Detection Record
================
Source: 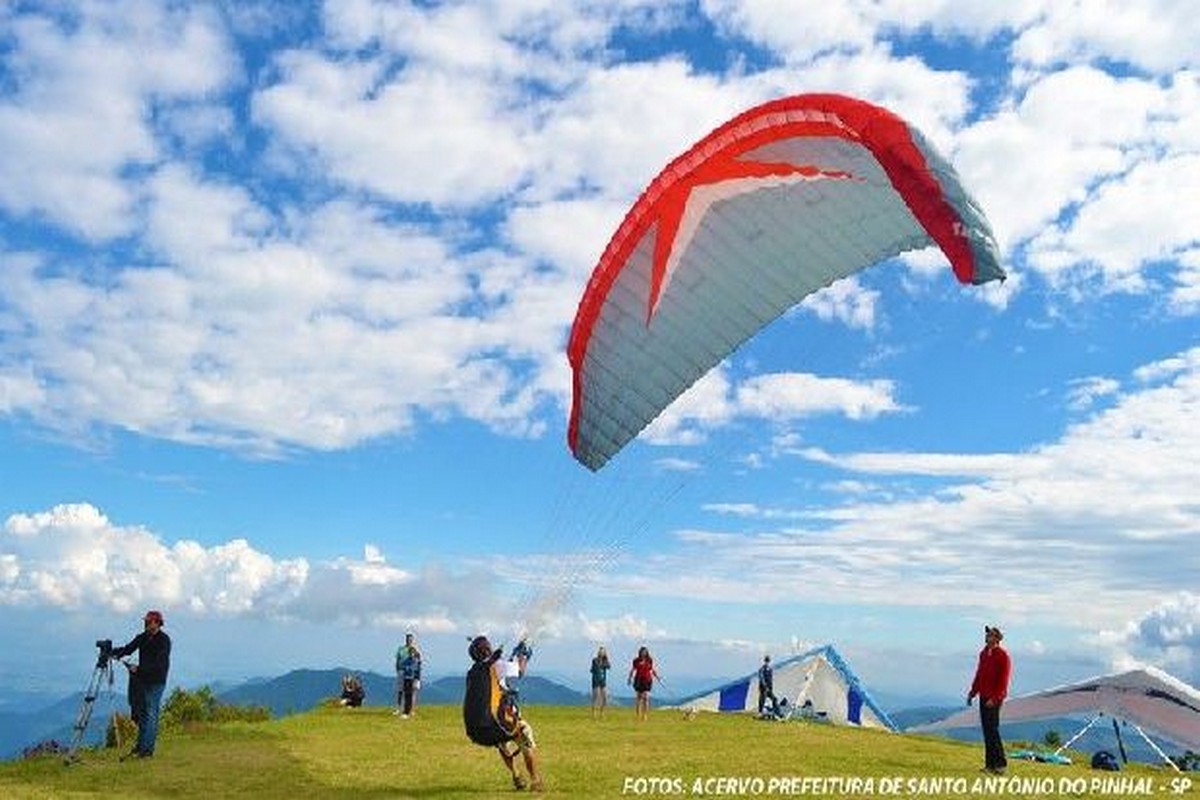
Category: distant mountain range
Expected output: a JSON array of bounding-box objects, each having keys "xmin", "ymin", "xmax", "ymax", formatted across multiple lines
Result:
[
  {"xmin": 217, "ymin": 667, "xmax": 599, "ymax": 717},
  {"xmin": 0, "ymin": 690, "xmax": 93, "ymax": 761}
]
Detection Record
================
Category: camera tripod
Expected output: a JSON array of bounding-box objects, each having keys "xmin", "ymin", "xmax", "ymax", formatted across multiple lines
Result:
[{"xmin": 64, "ymin": 647, "xmax": 117, "ymax": 764}]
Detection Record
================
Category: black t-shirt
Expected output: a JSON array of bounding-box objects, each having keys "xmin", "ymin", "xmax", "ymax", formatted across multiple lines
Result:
[{"xmin": 114, "ymin": 631, "xmax": 171, "ymax": 685}]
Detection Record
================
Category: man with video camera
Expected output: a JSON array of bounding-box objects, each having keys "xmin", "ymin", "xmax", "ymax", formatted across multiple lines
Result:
[{"xmin": 111, "ymin": 610, "xmax": 171, "ymax": 760}]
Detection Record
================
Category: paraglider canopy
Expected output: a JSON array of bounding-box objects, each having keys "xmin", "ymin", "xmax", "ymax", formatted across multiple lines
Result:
[{"xmin": 567, "ymin": 93, "xmax": 1004, "ymax": 471}]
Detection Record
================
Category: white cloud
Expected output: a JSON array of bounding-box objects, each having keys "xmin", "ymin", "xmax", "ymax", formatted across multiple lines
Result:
[
  {"xmin": 738, "ymin": 373, "xmax": 902, "ymax": 421},
  {"xmin": 956, "ymin": 67, "xmax": 1163, "ymax": 251},
  {"xmin": 1066, "ymin": 376, "xmax": 1120, "ymax": 412},
  {"xmin": 644, "ymin": 366, "xmax": 904, "ymax": 446},
  {"xmin": 654, "ymin": 457, "xmax": 705, "ymax": 473},
  {"xmin": 0, "ymin": 0, "xmax": 1196, "ymax": 705},
  {"xmin": 0, "ymin": 503, "xmax": 299, "ymax": 614},
  {"xmin": 1013, "ymin": 0, "xmax": 1200, "ymax": 73},
  {"xmin": 253, "ymin": 51, "xmax": 533, "ymax": 207},
  {"xmin": 703, "ymin": 0, "xmax": 880, "ymax": 60},
  {"xmin": 1101, "ymin": 593, "xmax": 1200, "ymax": 683},
  {"xmin": 1129, "ymin": 593, "xmax": 1200, "ymax": 652},
  {"xmin": 577, "ymin": 612, "xmax": 666, "ymax": 643},
  {"xmin": 323, "ymin": 0, "xmax": 679, "ymax": 71},
  {"xmin": 0, "ymin": 503, "xmax": 496, "ymax": 626},
  {"xmin": 0, "ymin": 169, "xmax": 569, "ymax": 452},
  {"xmin": 955, "ymin": 63, "xmax": 1198, "ymax": 301},
  {"xmin": 800, "ymin": 277, "xmax": 880, "ymax": 331},
  {"xmin": 597, "ymin": 347, "xmax": 1200, "ymax": 628},
  {"xmin": 0, "ymin": 1, "xmax": 236, "ymax": 239},
  {"xmin": 1, "ymin": 2, "xmax": 1192, "ymax": 461},
  {"xmin": 702, "ymin": 503, "xmax": 806, "ymax": 520},
  {"xmin": 1168, "ymin": 250, "xmax": 1200, "ymax": 315},
  {"xmin": 1029, "ymin": 154, "xmax": 1200, "ymax": 293},
  {"xmin": 528, "ymin": 58, "xmax": 760, "ymax": 203}
]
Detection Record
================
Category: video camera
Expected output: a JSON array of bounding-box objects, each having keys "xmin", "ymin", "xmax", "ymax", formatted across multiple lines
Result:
[{"xmin": 94, "ymin": 639, "xmax": 113, "ymax": 668}]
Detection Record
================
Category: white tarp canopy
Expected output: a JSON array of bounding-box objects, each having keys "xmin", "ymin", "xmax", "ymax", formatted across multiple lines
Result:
[
  {"xmin": 667, "ymin": 644, "xmax": 896, "ymax": 731},
  {"xmin": 915, "ymin": 665, "xmax": 1200, "ymax": 752}
]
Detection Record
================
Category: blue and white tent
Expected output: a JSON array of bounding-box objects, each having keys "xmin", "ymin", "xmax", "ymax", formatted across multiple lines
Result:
[{"xmin": 668, "ymin": 644, "xmax": 896, "ymax": 731}]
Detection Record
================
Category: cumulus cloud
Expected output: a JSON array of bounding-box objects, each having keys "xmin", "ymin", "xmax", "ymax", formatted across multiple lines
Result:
[
  {"xmin": 0, "ymin": 504, "xmax": 302, "ymax": 614},
  {"xmin": 800, "ymin": 278, "xmax": 880, "ymax": 331},
  {"xmin": 0, "ymin": 1, "xmax": 236, "ymax": 239},
  {"xmin": 1128, "ymin": 594, "xmax": 1200, "ymax": 653},
  {"xmin": 577, "ymin": 612, "xmax": 667, "ymax": 643},
  {"xmin": 644, "ymin": 366, "xmax": 904, "ymax": 446},
  {"xmin": 1101, "ymin": 593, "xmax": 1200, "ymax": 683},
  {"xmin": 1066, "ymin": 376, "xmax": 1120, "ymax": 412},
  {"xmin": 1013, "ymin": 0, "xmax": 1200, "ymax": 73},
  {"xmin": 253, "ymin": 50, "xmax": 533, "ymax": 207},
  {"xmin": 0, "ymin": 503, "xmax": 495, "ymax": 627}
]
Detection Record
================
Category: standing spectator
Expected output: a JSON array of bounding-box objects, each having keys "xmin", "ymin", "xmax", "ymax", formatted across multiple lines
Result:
[
  {"xmin": 395, "ymin": 632, "xmax": 422, "ymax": 718},
  {"xmin": 627, "ymin": 646, "xmax": 661, "ymax": 722},
  {"xmin": 112, "ymin": 610, "xmax": 171, "ymax": 760},
  {"xmin": 590, "ymin": 647, "xmax": 611, "ymax": 719},
  {"xmin": 968, "ymin": 626, "xmax": 1012, "ymax": 775},
  {"xmin": 757, "ymin": 655, "xmax": 779, "ymax": 716}
]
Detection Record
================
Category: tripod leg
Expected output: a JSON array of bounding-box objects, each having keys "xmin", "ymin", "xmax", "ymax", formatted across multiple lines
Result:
[{"xmin": 64, "ymin": 662, "xmax": 111, "ymax": 764}]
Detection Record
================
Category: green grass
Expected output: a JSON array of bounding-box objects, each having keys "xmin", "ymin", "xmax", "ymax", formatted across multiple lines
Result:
[{"xmin": 1, "ymin": 705, "xmax": 1195, "ymax": 798}]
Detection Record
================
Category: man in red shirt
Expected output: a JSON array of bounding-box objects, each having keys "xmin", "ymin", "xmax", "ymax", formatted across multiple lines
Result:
[{"xmin": 968, "ymin": 626, "xmax": 1012, "ymax": 774}]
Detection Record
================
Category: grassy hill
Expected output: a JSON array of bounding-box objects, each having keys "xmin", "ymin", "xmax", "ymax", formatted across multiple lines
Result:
[
  {"xmin": 0, "ymin": 669, "xmax": 598, "ymax": 759},
  {"xmin": 1, "ymin": 704, "xmax": 1194, "ymax": 799}
]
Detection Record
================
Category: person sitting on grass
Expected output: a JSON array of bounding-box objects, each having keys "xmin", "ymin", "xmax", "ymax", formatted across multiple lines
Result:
[
  {"xmin": 463, "ymin": 635, "xmax": 544, "ymax": 793},
  {"xmin": 339, "ymin": 673, "xmax": 365, "ymax": 708}
]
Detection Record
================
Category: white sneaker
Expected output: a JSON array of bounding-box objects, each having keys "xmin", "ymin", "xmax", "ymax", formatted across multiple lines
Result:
[
  {"xmin": 401, "ymin": 713, "xmax": 409, "ymax": 719},
  {"xmin": 392, "ymin": 709, "xmax": 402, "ymax": 716}
]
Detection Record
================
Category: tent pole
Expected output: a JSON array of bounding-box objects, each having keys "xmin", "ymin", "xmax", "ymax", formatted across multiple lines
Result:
[
  {"xmin": 1055, "ymin": 713, "xmax": 1104, "ymax": 756},
  {"xmin": 1127, "ymin": 722, "xmax": 1182, "ymax": 773}
]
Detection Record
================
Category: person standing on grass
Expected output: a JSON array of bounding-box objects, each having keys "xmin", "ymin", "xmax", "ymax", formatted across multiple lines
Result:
[
  {"xmin": 395, "ymin": 632, "xmax": 422, "ymax": 718},
  {"xmin": 968, "ymin": 625, "xmax": 1012, "ymax": 775},
  {"xmin": 590, "ymin": 646, "xmax": 611, "ymax": 718},
  {"xmin": 757, "ymin": 655, "xmax": 779, "ymax": 717},
  {"xmin": 111, "ymin": 610, "xmax": 171, "ymax": 760},
  {"xmin": 627, "ymin": 646, "xmax": 661, "ymax": 721}
]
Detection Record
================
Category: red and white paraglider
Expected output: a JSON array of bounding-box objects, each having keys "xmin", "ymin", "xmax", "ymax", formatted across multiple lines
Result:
[{"xmin": 567, "ymin": 93, "xmax": 1005, "ymax": 471}]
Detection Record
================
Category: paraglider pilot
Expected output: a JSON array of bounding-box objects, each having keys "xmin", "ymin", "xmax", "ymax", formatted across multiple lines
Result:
[{"xmin": 463, "ymin": 635, "xmax": 543, "ymax": 792}]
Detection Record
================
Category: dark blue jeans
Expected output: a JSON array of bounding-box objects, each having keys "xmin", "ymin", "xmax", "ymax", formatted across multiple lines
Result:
[{"xmin": 137, "ymin": 682, "xmax": 165, "ymax": 755}]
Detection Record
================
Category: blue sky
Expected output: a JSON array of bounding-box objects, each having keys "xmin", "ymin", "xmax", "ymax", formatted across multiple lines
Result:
[{"xmin": 1, "ymin": 0, "xmax": 1197, "ymax": 707}]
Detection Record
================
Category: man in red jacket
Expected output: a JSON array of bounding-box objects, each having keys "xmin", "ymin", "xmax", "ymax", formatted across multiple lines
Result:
[{"xmin": 968, "ymin": 626, "xmax": 1012, "ymax": 774}]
